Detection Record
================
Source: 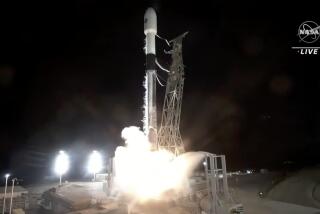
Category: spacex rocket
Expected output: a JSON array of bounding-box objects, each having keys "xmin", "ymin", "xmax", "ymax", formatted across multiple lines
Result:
[{"xmin": 144, "ymin": 8, "xmax": 157, "ymax": 146}]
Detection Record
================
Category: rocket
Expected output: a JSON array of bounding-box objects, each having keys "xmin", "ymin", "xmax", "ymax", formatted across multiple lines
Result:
[{"xmin": 144, "ymin": 8, "xmax": 157, "ymax": 146}]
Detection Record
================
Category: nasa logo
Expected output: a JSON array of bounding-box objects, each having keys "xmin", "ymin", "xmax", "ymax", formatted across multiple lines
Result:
[
  {"xmin": 298, "ymin": 21, "xmax": 320, "ymax": 43},
  {"xmin": 292, "ymin": 21, "xmax": 320, "ymax": 55}
]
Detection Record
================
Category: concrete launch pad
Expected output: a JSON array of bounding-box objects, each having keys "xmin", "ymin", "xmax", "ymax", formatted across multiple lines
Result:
[{"xmin": 27, "ymin": 171, "xmax": 320, "ymax": 214}]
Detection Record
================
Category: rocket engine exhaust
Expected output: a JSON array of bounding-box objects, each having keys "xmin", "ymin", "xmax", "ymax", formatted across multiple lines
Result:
[{"xmin": 113, "ymin": 126, "xmax": 205, "ymax": 202}]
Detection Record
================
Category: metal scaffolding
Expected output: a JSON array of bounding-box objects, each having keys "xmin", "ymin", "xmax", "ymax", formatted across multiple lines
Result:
[
  {"xmin": 203, "ymin": 153, "xmax": 232, "ymax": 214},
  {"xmin": 157, "ymin": 32, "xmax": 188, "ymax": 156}
]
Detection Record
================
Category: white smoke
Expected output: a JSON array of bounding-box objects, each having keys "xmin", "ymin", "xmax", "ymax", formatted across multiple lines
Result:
[{"xmin": 113, "ymin": 126, "xmax": 204, "ymax": 202}]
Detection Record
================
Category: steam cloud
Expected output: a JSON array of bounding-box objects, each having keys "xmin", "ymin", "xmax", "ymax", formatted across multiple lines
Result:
[{"xmin": 113, "ymin": 126, "xmax": 204, "ymax": 202}]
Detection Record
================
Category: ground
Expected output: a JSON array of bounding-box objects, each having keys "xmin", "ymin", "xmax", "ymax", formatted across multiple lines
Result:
[
  {"xmin": 25, "ymin": 171, "xmax": 320, "ymax": 213},
  {"xmin": 230, "ymin": 172, "xmax": 320, "ymax": 214}
]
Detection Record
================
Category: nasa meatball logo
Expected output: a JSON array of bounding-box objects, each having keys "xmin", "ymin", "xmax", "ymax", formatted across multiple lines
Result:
[
  {"xmin": 292, "ymin": 21, "xmax": 320, "ymax": 55},
  {"xmin": 298, "ymin": 21, "xmax": 320, "ymax": 43}
]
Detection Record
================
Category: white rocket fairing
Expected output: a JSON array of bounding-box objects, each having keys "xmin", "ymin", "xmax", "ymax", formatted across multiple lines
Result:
[
  {"xmin": 144, "ymin": 8, "xmax": 157, "ymax": 54},
  {"xmin": 144, "ymin": 8, "xmax": 157, "ymax": 146}
]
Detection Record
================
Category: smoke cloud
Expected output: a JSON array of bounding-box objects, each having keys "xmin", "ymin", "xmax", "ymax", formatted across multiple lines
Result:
[{"xmin": 113, "ymin": 126, "xmax": 204, "ymax": 202}]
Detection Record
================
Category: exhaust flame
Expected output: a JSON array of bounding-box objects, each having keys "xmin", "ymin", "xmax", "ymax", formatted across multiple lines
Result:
[{"xmin": 113, "ymin": 126, "xmax": 204, "ymax": 201}]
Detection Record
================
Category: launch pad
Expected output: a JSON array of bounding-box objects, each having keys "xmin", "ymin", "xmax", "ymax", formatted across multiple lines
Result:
[
  {"xmin": 37, "ymin": 153, "xmax": 243, "ymax": 214},
  {"xmin": 35, "ymin": 7, "xmax": 243, "ymax": 214}
]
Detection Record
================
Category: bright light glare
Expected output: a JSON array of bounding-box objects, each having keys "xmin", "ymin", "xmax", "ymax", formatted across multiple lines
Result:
[
  {"xmin": 54, "ymin": 150, "xmax": 69, "ymax": 175},
  {"xmin": 114, "ymin": 126, "xmax": 205, "ymax": 201},
  {"xmin": 5, "ymin": 174, "xmax": 10, "ymax": 178},
  {"xmin": 87, "ymin": 150, "xmax": 103, "ymax": 174}
]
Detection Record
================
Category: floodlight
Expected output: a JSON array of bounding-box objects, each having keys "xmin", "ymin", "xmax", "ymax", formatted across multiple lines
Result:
[
  {"xmin": 54, "ymin": 150, "xmax": 69, "ymax": 185},
  {"xmin": 87, "ymin": 150, "xmax": 103, "ymax": 180}
]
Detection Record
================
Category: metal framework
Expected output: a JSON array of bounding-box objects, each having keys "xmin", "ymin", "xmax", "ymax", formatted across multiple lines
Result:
[
  {"xmin": 157, "ymin": 32, "xmax": 188, "ymax": 156},
  {"xmin": 203, "ymin": 153, "xmax": 231, "ymax": 214}
]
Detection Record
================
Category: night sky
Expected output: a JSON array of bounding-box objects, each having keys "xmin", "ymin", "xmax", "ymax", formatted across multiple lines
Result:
[{"xmin": 0, "ymin": 1, "xmax": 319, "ymax": 181}]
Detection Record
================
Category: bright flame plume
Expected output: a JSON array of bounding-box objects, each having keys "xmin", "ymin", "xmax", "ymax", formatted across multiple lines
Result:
[{"xmin": 113, "ymin": 126, "xmax": 204, "ymax": 201}]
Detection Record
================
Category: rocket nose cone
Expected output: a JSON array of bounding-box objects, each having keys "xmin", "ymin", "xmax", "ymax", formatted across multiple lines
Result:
[
  {"xmin": 144, "ymin": 7, "xmax": 157, "ymax": 35},
  {"xmin": 144, "ymin": 7, "xmax": 156, "ymax": 19}
]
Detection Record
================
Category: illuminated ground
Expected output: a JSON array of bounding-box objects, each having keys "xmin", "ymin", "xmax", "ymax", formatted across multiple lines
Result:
[
  {"xmin": 25, "ymin": 171, "xmax": 320, "ymax": 214},
  {"xmin": 230, "ymin": 172, "xmax": 320, "ymax": 214}
]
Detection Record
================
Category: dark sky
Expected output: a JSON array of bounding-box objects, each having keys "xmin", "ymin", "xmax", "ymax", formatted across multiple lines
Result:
[{"xmin": 0, "ymin": 1, "xmax": 319, "ymax": 179}]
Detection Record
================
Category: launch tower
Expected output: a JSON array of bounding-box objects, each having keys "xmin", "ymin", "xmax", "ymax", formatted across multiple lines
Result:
[{"xmin": 157, "ymin": 33, "xmax": 187, "ymax": 156}]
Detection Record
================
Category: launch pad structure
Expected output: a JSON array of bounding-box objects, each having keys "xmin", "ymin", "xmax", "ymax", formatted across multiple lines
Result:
[
  {"xmin": 143, "ymin": 8, "xmax": 186, "ymax": 156},
  {"xmin": 141, "ymin": 7, "xmax": 244, "ymax": 214},
  {"xmin": 157, "ymin": 32, "xmax": 187, "ymax": 156},
  {"xmin": 135, "ymin": 7, "xmax": 244, "ymax": 214},
  {"xmin": 144, "ymin": 7, "xmax": 186, "ymax": 156},
  {"xmin": 140, "ymin": 8, "xmax": 243, "ymax": 213},
  {"xmin": 36, "ymin": 7, "xmax": 244, "ymax": 214}
]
